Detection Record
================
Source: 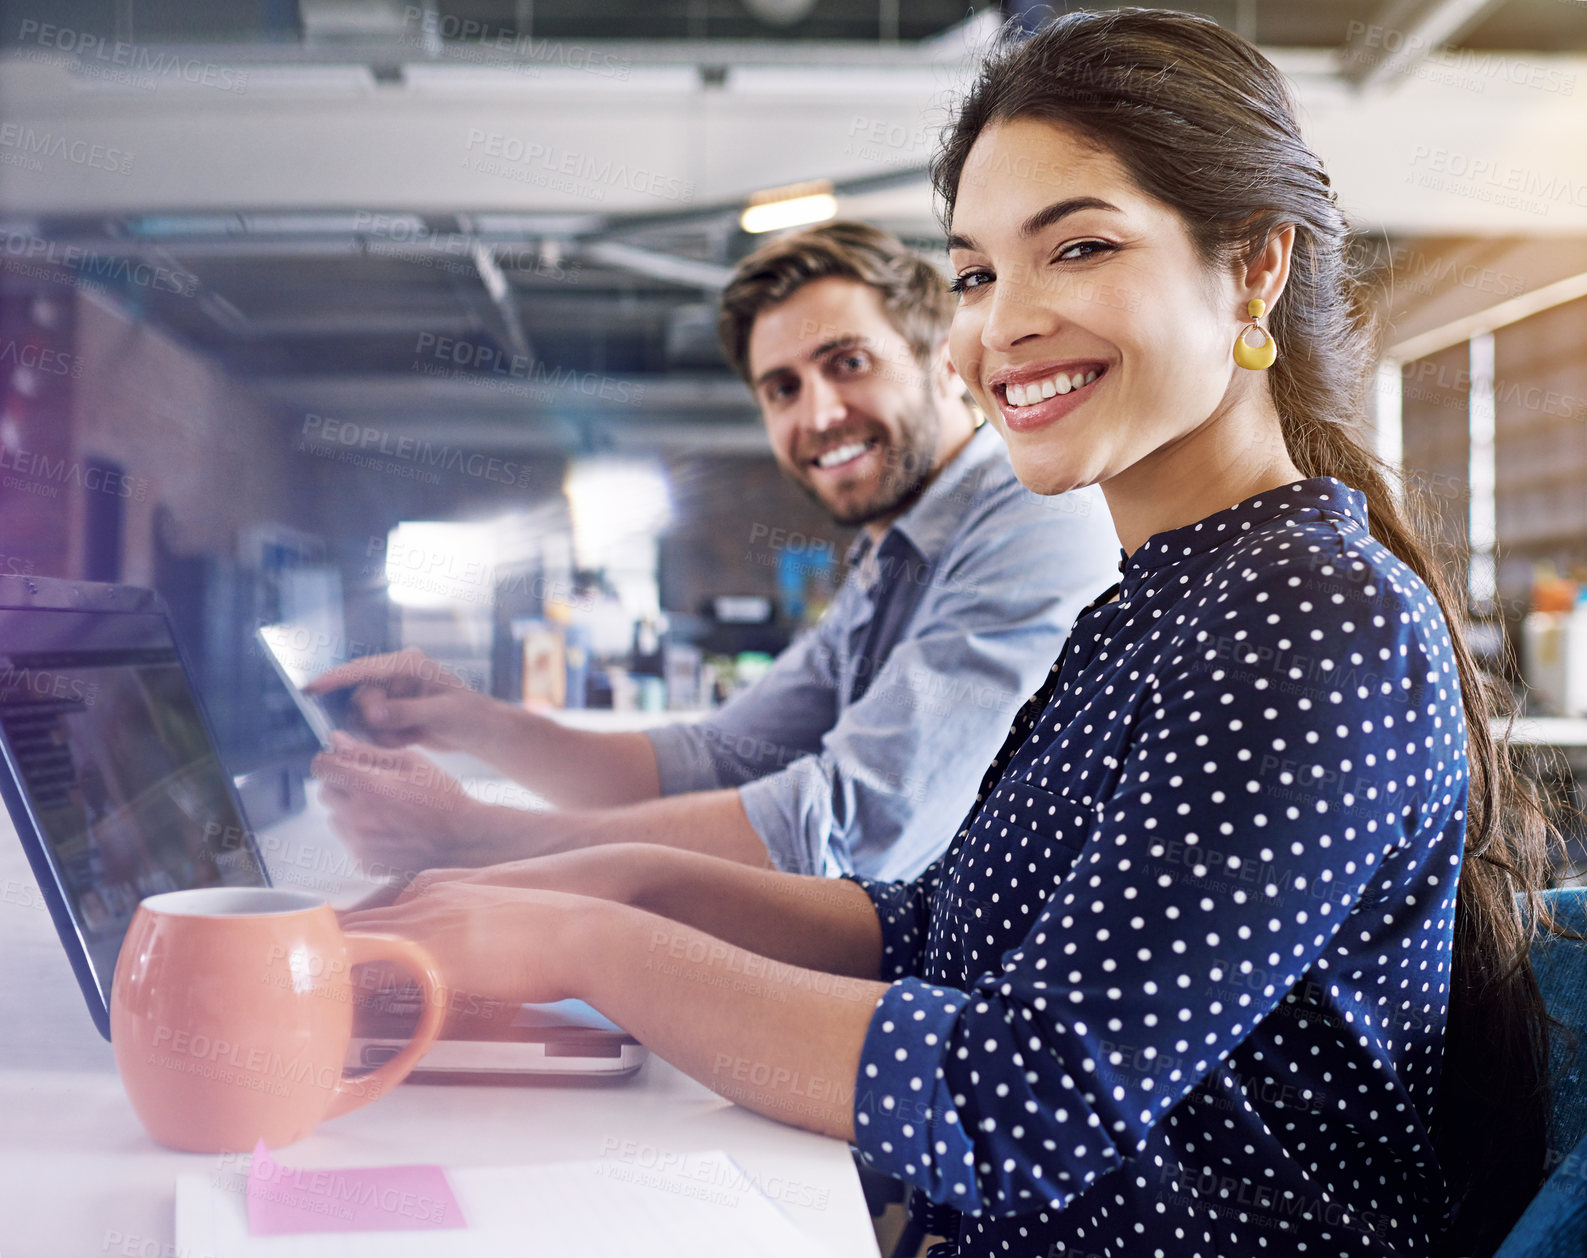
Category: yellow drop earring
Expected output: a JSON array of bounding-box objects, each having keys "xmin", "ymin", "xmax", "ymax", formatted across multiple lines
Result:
[{"xmin": 1231, "ymin": 297, "xmax": 1277, "ymax": 371}]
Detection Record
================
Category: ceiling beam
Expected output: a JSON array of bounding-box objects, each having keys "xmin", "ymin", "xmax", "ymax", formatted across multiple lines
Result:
[
  {"xmin": 3, "ymin": 45, "xmax": 1582, "ymax": 233},
  {"xmin": 256, "ymin": 371, "xmax": 754, "ymax": 416},
  {"xmin": 579, "ymin": 242, "xmax": 734, "ymax": 292},
  {"xmin": 470, "ymin": 241, "xmax": 535, "ymax": 362},
  {"xmin": 2, "ymin": 21, "xmax": 1004, "ymax": 71},
  {"xmin": 1387, "ymin": 266, "xmax": 1587, "ymax": 360},
  {"xmin": 1337, "ymin": 0, "xmax": 1511, "ymax": 88},
  {"xmin": 296, "ymin": 416, "xmax": 773, "ymax": 455},
  {"xmin": 225, "ymin": 310, "xmax": 481, "ymax": 337}
]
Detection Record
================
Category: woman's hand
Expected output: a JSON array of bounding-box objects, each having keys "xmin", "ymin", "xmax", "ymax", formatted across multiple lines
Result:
[
  {"xmin": 393, "ymin": 844, "xmax": 676, "ymax": 909},
  {"xmin": 341, "ymin": 881, "xmax": 606, "ymax": 1019},
  {"xmin": 392, "ymin": 845, "xmax": 886, "ymax": 982},
  {"xmin": 346, "ymin": 862, "xmax": 883, "ymax": 1143}
]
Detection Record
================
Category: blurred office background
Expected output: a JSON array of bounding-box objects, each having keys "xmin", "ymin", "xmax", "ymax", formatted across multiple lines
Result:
[{"xmin": 0, "ymin": 0, "xmax": 1585, "ymax": 826}]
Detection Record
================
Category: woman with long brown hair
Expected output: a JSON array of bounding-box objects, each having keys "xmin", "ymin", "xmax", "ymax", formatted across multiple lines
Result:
[{"xmin": 346, "ymin": 10, "xmax": 1557, "ymax": 1255}]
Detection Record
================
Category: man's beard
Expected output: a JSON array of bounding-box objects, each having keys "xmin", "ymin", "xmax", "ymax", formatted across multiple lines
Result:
[{"xmin": 793, "ymin": 411, "xmax": 940, "ymax": 529}]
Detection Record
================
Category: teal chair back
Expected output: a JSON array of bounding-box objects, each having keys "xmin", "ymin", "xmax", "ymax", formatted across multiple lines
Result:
[{"xmin": 1492, "ymin": 887, "xmax": 1587, "ymax": 1258}]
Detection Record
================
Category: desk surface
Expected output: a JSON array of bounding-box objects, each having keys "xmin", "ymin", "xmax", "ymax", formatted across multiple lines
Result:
[{"xmin": 0, "ymin": 773, "xmax": 877, "ymax": 1258}]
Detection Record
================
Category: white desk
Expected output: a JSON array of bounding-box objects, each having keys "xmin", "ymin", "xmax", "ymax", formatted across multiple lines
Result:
[
  {"xmin": 0, "ymin": 774, "xmax": 878, "ymax": 1258},
  {"xmin": 545, "ymin": 707, "xmax": 706, "ymax": 732}
]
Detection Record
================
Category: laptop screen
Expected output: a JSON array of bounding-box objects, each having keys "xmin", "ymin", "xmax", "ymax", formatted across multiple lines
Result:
[{"xmin": 0, "ymin": 606, "xmax": 267, "ymax": 1008}]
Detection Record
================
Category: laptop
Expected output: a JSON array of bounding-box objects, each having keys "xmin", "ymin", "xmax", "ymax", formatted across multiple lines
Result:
[{"xmin": 0, "ymin": 575, "xmax": 645, "ymax": 1080}]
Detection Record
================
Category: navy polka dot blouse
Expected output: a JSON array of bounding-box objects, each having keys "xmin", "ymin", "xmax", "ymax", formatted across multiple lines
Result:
[{"xmin": 846, "ymin": 479, "xmax": 1467, "ymax": 1257}]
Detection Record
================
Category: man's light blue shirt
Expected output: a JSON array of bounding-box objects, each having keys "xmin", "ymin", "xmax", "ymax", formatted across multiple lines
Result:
[{"xmin": 645, "ymin": 424, "xmax": 1118, "ymax": 880}]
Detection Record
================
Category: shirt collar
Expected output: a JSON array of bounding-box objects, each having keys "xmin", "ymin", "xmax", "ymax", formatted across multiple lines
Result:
[
  {"xmin": 1121, "ymin": 477, "xmax": 1367, "ymax": 585},
  {"xmin": 1123, "ymin": 475, "xmax": 1371, "ymax": 583},
  {"xmin": 846, "ymin": 423, "xmax": 1005, "ymax": 569}
]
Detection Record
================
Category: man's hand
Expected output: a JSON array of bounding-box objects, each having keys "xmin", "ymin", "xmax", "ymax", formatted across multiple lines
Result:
[
  {"xmin": 311, "ymin": 732, "xmax": 519, "ymax": 877},
  {"xmin": 311, "ymin": 648, "xmax": 664, "ymax": 811},
  {"xmin": 306, "ymin": 648, "xmax": 494, "ymax": 752}
]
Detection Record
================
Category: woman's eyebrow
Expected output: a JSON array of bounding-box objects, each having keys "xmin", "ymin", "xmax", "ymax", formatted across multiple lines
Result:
[{"xmin": 947, "ymin": 196, "xmax": 1125, "ymax": 253}]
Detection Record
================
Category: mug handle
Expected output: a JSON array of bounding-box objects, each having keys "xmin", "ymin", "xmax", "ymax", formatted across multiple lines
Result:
[{"xmin": 325, "ymin": 932, "xmax": 448, "ymax": 1121}]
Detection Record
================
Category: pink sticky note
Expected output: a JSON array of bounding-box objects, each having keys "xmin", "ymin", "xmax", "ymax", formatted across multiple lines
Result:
[{"xmin": 246, "ymin": 1139, "xmax": 467, "ymax": 1235}]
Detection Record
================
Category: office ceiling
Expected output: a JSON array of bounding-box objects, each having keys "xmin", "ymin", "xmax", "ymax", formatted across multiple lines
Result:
[
  {"xmin": 4, "ymin": 0, "xmax": 1586, "ymax": 51},
  {"xmin": 0, "ymin": 0, "xmax": 1584, "ymax": 452}
]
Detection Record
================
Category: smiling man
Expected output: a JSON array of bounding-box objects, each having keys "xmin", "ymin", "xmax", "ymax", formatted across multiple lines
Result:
[{"xmin": 311, "ymin": 221, "xmax": 1118, "ymax": 881}]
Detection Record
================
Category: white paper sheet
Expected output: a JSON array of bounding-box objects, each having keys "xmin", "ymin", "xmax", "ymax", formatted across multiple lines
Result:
[{"xmin": 177, "ymin": 1148, "xmax": 841, "ymax": 1258}]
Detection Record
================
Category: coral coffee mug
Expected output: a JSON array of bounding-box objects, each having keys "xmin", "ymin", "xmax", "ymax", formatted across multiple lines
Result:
[{"xmin": 110, "ymin": 887, "xmax": 446, "ymax": 1153}]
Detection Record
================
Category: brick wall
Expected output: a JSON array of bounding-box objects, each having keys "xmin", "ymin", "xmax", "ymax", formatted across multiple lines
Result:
[{"xmin": 68, "ymin": 292, "xmax": 307, "ymax": 584}]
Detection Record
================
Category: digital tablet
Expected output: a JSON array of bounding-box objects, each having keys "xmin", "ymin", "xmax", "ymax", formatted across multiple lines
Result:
[{"xmin": 256, "ymin": 622, "xmax": 367, "ymax": 750}]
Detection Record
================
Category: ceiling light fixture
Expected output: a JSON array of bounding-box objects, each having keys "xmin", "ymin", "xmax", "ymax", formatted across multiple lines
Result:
[{"xmin": 740, "ymin": 180, "xmax": 838, "ymax": 234}]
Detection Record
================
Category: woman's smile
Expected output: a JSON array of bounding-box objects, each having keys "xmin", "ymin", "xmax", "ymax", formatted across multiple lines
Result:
[{"xmin": 991, "ymin": 361, "xmax": 1110, "ymax": 432}]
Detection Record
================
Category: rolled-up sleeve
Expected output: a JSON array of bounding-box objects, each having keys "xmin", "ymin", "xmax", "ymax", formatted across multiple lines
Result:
[
  {"xmin": 848, "ymin": 570, "xmax": 1466, "ymax": 1218},
  {"xmin": 644, "ymin": 605, "xmax": 845, "ymax": 797},
  {"xmin": 651, "ymin": 476, "xmax": 1115, "ymax": 879},
  {"xmin": 744, "ymin": 519, "xmax": 1113, "ymax": 878},
  {"xmin": 735, "ymin": 608, "xmax": 1039, "ymax": 875},
  {"xmin": 843, "ymin": 859, "xmax": 946, "ymax": 981}
]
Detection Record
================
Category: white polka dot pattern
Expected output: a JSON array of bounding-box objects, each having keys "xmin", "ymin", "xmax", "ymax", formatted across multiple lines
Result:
[{"xmin": 844, "ymin": 479, "xmax": 1466, "ymax": 1257}]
